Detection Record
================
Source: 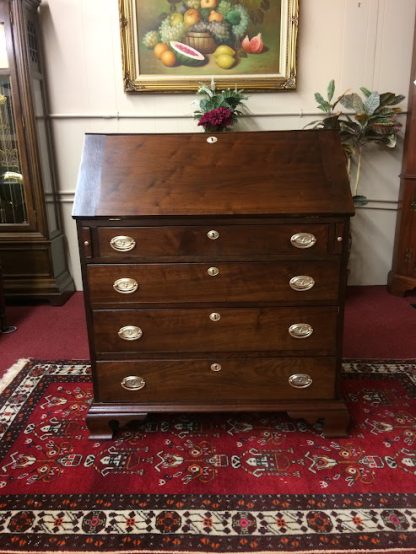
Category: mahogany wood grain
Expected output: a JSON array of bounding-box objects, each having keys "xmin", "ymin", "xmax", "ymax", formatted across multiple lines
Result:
[
  {"xmin": 72, "ymin": 131, "xmax": 354, "ymax": 218},
  {"xmin": 73, "ymin": 130, "xmax": 354, "ymax": 439},
  {"xmin": 287, "ymin": 403, "xmax": 350, "ymax": 437},
  {"xmin": 95, "ymin": 357, "xmax": 337, "ymax": 403},
  {"xmin": 86, "ymin": 399, "xmax": 349, "ymax": 440},
  {"xmin": 92, "ymin": 307, "xmax": 338, "ymax": 355},
  {"xmin": 87, "ymin": 260, "xmax": 340, "ymax": 305},
  {"xmin": 96, "ymin": 223, "xmax": 331, "ymax": 261},
  {"xmin": 0, "ymin": 0, "xmax": 74, "ymax": 303},
  {"xmin": 388, "ymin": 13, "xmax": 416, "ymax": 296}
]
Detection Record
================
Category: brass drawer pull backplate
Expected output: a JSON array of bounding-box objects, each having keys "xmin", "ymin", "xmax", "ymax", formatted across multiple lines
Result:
[
  {"xmin": 288, "ymin": 373, "xmax": 313, "ymax": 389},
  {"xmin": 289, "ymin": 275, "xmax": 315, "ymax": 291},
  {"xmin": 210, "ymin": 363, "xmax": 222, "ymax": 372},
  {"xmin": 288, "ymin": 323, "xmax": 313, "ymax": 339},
  {"xmin": 113, "ymin": 277, "xmax": 139, "ymax": 294},
  {"xmin": 290, "ymin": 232, "xmax": 317, "ymax": 249},
  {"xmin": 118, "ymin": 325, "xmax": 143, "ymax": 341},
  {"xmin": 121, "ymin": 375, "xmax": 146, "ymax": 391},
  {"xmin": 110, "ymin": 235, "xmax": 136, "ymax": 252}
]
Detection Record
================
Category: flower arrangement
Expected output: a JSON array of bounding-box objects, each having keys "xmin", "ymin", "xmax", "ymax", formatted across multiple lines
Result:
[
  {"xmin": 309, "ymin": 80, "xmax": 405, "ymax": 205},
  {"xmin": 193, "ymin": 79, "xmax": 248, "ymax": 132}
]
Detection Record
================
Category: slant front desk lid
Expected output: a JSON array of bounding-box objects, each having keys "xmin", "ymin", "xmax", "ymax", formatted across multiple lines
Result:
[{"xmin": 72, "ymin": 130, "xmax": 354, "ymax": 218}]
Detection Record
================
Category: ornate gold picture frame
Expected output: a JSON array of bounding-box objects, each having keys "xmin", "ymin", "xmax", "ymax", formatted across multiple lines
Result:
[{"xmin": 119, "ymin": 0, "xmax": 299, "ymax": 92}]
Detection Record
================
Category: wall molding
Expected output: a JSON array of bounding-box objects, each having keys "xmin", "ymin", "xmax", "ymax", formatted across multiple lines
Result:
[
  {"xmin": 47, "ymin": 111, "xmax": 322, "ymax": 120},
  {"xmin": 46, "ymin": 111, "xmax": 409, "ymax": 120},
  {"xmin": 46, "ymin": 191, "xmax": 400, "ymax": 211}
]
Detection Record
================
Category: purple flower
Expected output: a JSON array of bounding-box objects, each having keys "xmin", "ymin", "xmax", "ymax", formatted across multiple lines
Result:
[{"xmin": 198, "ymin": 107, "xmax": 234, "ymax": 130}]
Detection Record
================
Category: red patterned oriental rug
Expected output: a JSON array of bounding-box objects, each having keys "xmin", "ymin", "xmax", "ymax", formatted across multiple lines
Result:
[{"xmin": 0, "ymin": 359, "xmax": 415, "ymax": 554}]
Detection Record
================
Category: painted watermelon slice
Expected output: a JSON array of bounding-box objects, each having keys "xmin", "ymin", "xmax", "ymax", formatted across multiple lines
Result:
[{"xmin": 170, "ymin": 41, "xmax": 206, "ymax": 66}]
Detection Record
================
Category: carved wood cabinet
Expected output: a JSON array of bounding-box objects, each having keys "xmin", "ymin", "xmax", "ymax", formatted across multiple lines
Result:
[
  {"xmin": 0, "ymin": 0, "xmax": 74, "ymax": 303},
  {"xmin": 73, "ymin": 130, "xmax": 354, "ymax": 440},
  {"xmin": 388, "ymin": 19, "xmax": 416, "ymax": 295}
]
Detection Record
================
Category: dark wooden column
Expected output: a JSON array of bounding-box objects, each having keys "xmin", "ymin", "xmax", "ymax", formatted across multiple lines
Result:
[
  {"xmin": 388, "ymin": 16, "xmax": 416, "ymax": 295},
  {"xmin": 0, "ymin": 259, "xmax": 16, "ymax": 333}
]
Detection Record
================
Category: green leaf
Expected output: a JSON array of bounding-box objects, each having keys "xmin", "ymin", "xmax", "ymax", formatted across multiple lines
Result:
[
  {"xmin": 304, "ymin": 119, "xmax": 325, "ymax": 129},
  {"xmin": 352, "ymin": 93, "xmax": 365, "ymax": 113},
  {"xmin": 379, "ymin": 92, "xmax": 396, "ymax": 107},
  {"xmin": 317, "ymin": 114, "xmax": 340, "ymax": 129},
  {"xmin": 327, "ymin": 80, "xmax": 335, "ymax": 102},
  {"xmin": 340, "ymin": 119, "xmax": 361, "ymax": 130},
  {"xmin": 378, "ymin": 92, "xmax": 405, "ymax": 107},
  {"xmin": 314, "ymin": 92, "xmax": 326, "ymax": 105},
  {"xmin": 364, "ymin": 91, "xmax": 380, "ymax": 115},
  {"xmin": 392, "ymin": 94, "xmax": 405, "ymax": 105},
  {"xmin": 197, "ymin": 84, "xmax": 214, "ymax": 98},
  {"xmin": 353, "ymin": 195, "xmax": 369, "ymax": 207},
  {"xmin": 314, "ymin": 92, "xmax": 331, "ymax": 112},
  {"xmin": 360, "ymin": 86, "xmax": 372, "ymax": 97},
  {"xmin": 340, "ymin": 93, "xmax": 364, "ymax": 112}
]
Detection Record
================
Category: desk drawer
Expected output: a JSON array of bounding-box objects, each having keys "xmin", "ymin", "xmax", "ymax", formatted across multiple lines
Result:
[
  {"xmin": 95, "ymin": 357, "xmax": 337, "ymax": 403},
  {"xmin": 92, "ymin": 306, "xmax": 338, "ymax": 355},
  {"xmin": 87, "ymin": 261, "xmax": 341, "ymax": 305},
  {"xmin": 95, "ymin": 224, "xmax": 330, "ymax": 261}
]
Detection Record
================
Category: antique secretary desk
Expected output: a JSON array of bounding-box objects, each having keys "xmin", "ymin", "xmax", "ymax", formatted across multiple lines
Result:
[{"xmin": 73, "ymin": 130, "xmax": 354, "ymax": 440}]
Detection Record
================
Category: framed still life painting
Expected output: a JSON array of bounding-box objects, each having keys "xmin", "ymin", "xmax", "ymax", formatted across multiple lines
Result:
[{"xmin": 119, "ymin": 0, "xmax": 299, "ymax": 92}]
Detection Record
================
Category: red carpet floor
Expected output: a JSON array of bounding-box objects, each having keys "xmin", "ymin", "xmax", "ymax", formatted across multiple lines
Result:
[
  {"xmin": 0, "ymin": 358, "xmax": 415, "ymax": 553},
  {"xmin": 1, "ymin": 286, "xmax": 416, "ymax": 372},
  {"xmin": 1, "ymin": 286, "xmax": 416, "ymax": 553}
]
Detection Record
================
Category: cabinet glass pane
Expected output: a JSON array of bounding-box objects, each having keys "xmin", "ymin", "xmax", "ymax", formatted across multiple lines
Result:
[
  {"xmin": 0, "ymin": 22, "xmax": 8, "ymax": 69},
  {"xmin": 32, "ymin": 78, "xmax": 57, "ymax": 233},
  {"xmin": 0, "ymin": 75, "xmax": 27, "ymax": 224}
]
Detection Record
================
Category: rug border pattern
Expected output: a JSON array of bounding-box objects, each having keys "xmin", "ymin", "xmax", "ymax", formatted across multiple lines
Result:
[{"xmin": 0, "ymin": 359, "xmax": 415, "ymax": 553}]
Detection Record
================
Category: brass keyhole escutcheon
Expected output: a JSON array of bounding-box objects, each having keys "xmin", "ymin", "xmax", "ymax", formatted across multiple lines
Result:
[
  {"xmin": 207, "ymin": 266, "xmax": 219, "ymax": 276},
  {"xmin": 207, "ymin": 230, "xmax": 219, "ymax": 240},
  {"xmin": 209, "ymin": 312, "xmax": 221, "ymax": 322}
]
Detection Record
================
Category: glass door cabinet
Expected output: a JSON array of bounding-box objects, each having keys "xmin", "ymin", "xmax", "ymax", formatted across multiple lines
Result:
[{"xmin": 0, "ymin": 0, "xmax": 74, "ymax": 304}]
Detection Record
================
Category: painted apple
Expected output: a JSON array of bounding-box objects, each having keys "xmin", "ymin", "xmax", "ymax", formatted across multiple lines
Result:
[
  {"xmin": 208, "ymin": 10, "xmax": 223, "ymax": 22},
  {"xmin": 200, "ymin": 0, "xmax": 218, "ymax": 9},
  {"xmin": 184, "ymin": 8, "xmax": 200, "ymax": 27}
]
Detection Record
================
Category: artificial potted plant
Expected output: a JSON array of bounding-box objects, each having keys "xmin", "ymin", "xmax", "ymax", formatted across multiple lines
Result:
[
  {"xmin": 309, "ymin": 80, "xmax": 405, "ymax": 206},
  {"xmin": 193, "ymin": 79, "xmax": 248, "ymax": 132}
]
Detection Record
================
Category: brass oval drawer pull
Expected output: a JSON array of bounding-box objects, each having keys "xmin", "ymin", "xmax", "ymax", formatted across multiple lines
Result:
[
  {"xmin": 289, "ymin": 275, "xmax": 315, "ymax": 291},
  {"xmin": 113, "ymin": 277, "xmax": 139, "ymax": 294},
  {"xmin": 207, "ymin": 229, "xmax": 219, "ymax": 240},
  {"xmin": 210, "ymin": 363, "xmax": 222, "ymax": 372},
  {"xmin": 288, "ymin": 373, "xmax": 313, "ymax": 389},
  {"xmin": 207, "ymin": 266, "xmax": 219, "ymax": 277},
  {"xmin": 110, "ymin": 235, "xmax": 136, "ymax": 252},
  {"xmin": 290, "ymin": 232, "xmax": 317, "ymax": 249},
  {"xmin": 118, "ymin": 325, "xmax": 143, "ymax": 341},
  {"xmin": 209, "ymin": 312, "xmax": 221, "ymax": 321},
  {"xmin": 288, "ymin": 323, "xmax": 313, "ymax": 339},
  {"xmin": 121, "ymin": 375, "xmax": 146, "ymax": 391}
]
